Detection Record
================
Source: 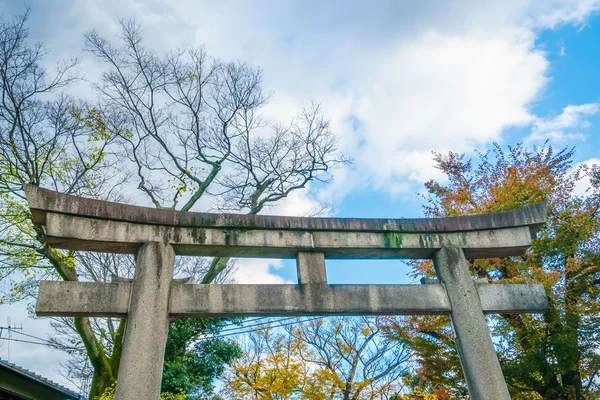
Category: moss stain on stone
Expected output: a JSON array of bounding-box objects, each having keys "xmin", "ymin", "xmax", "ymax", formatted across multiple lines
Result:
[
  {"xmin": 191, "ymin": 228, "xmax": 206, "ymax": 243},
  {"xmin": 419, "ymin": 234, "xmax": 435, "ymax": 248},
  {"xmin": 382, "ymin": 232, "xmax": 403, "ymax": 248},
  {"xmin": 456, "ymin": 231, "xmax": 467, "ymax": 246}
]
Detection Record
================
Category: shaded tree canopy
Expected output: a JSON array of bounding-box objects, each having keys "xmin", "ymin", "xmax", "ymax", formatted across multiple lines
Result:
[{"xmin": 162, "ymin": 318, "xmax": 242, "ymax": 398}]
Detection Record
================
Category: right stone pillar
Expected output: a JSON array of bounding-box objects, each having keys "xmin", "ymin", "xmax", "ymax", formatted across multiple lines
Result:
[{"xmin": 433, "ymin": 247, "xmax": 511, "ymax": 400}]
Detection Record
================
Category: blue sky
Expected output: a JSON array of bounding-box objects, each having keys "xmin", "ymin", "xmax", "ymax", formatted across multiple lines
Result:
[{"xmin": 2, "ymin": 0, "xmax": 600, "ymax": 390}]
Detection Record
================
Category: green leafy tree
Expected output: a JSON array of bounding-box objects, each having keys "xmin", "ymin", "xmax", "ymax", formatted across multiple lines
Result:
[
  {"xmin": 162, "ymin": 318, "xmax": 242, "ymax": 398},
  {"xmin": 390, "ymin": 144, "xmax": 600, "ymax": 399}
]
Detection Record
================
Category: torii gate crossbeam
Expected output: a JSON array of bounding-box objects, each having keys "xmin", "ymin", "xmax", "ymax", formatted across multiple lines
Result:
[{"xmin": 24, "ymin": 185, "xmax": 550, "ymax": 400}]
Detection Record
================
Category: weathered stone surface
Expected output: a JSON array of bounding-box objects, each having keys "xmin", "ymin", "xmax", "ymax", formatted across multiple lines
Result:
[
  {"xmin": 115, "ymin": 242, "xmax": 175, "ymax": 400},
  {"xmin": 24, "ymin": 184, "xmax": 546, "ymax": 234},
  {"xmin": 169, "ymin": 284, "xmax": 452, "ymax": 316},
  {"xmin": 434, "ymin": 247, "xmax": 511, "ymax": 400},
  {"xmin": 36, "ymin": 281, "xmax": 131, "ymax": 317},
  {"xmin": 110, "ymin": 274, "xmax": 194, "ymax": 284},
  {"xmin": 42, "ymin": 213, "xmax": 533, "ymax": 259},
  {"xmin": 296, "ymin": 252, "xmax": 327, "ymax": 284},
  {"xmin": 477, "ymin": 282, "xmax": 549, "ymax": 313},
  {"xmin": 35, "ymin": 281, "xmax": 549, "ymax": 317}
]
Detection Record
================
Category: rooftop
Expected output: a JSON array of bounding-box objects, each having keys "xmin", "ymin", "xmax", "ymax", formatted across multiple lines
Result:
[{"xmin": 0, "ymin": 358, "xmax": 82, "ymax": 399}]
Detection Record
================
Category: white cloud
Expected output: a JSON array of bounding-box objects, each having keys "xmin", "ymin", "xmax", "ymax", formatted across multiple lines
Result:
[
  {"xmin": 558, "ymin": 40, "xmax": 567, "ymax": 55},
  {"xmin": 13, "ymin": 0, "xmax": 600, "ymax": 202},
  {"xmin": 525, "ymin": 0, "xmax": 600, "ymax": 28},
  {"xmin": 264, "ymin": 185, "xmax": 326, "ymax": 217},
  {"xmin": 528, "ymin": 103, "xmax": 600, "ymax": 143},
  {"xmin": 231, "ymin": 258, "xmax": 294, "ymax": 284},
  {"xmin": 348, "ymin": 29, "xmax": 546, "ymax": 186}
]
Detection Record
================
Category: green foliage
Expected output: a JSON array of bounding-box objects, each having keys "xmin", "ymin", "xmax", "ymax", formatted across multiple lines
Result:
[{"xmin": 162, "ymin": 318, "xmax": 242, "ymax": 398}]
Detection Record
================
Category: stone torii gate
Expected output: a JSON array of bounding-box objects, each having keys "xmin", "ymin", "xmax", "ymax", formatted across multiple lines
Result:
[{"xmin": 25, "ymin": 185, "xmax": 550, "ymax": 400}]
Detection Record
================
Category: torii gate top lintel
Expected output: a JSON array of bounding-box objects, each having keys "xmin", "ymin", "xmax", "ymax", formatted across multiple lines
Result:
[
  {"xmin": 25, "ymin": 184, "xmax": 546, "ymax": 233},
  {"xmin": 25, "ymin": 185, "xmax": 549, "ymax": 400},
  {"xmin": 24, "ymin": 184, "xmax": 546, "ymax": 260}
]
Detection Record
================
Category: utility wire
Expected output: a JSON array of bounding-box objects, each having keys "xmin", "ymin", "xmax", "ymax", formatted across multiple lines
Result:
[
  {"xmin": 1, "ymin": 327, "xmax": 80, "ymax": 351},
  {"xmin": 5, "ymin": 327, "xmax": 51, "ymax": 344},
  {"xmin": 0, "ymin": 336, "xmax": 62, "ymax": 348},
  {"xmin": 217, "ymin": 316, "xmax": 275, "ymax": 330},
  {"xmin": 237, "ymin": 316, "xmax": 271, "ymax": 324},
  {"xmin": 0, "ymin": 319, "xmax": 323, "ymax": 348},
  {"xmin": 0, "ymin": 317, "xmax": 326, "ymax": 349},
  {"xmin": 216, "ymin": 316, "xmax": 303, "ymax": 335},
  {"xmin": 201, "ymin": 316, "xmax": 323, "ymax": 341}
]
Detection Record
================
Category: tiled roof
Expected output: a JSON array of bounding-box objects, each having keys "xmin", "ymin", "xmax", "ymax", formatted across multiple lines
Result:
[{"xmin": 0, "ymin": 357, "xmax": 82, "ymax": 399}]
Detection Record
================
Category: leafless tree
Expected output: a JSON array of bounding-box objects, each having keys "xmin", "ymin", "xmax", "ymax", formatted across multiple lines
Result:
[
  {"xmin": 84, "ymin": 18, "xmax": 349, "ymax": 282},
  {"xmin": 0, "ymin": 9, "xmax": 124, "ymax": 201}
]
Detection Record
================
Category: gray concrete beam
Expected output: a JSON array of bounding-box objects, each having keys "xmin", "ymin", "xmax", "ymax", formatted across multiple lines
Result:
[
  {"xmin": 43, "ymin": 213, "xmax": 533, "ymax": 259},
  {"xmin": 36, "ymin": 281, "xmax": 131, "ymax": 317},
  {"xmin": 35, "ymin": 281, "xmax": 549, "ymax": 317},
  {"xmin": 169, "ymin": 283, "xmax": 452, "ymax": 316},
  {"xmin": 477, "ymin": 282, "xmax": 549, "ymax": 313}
]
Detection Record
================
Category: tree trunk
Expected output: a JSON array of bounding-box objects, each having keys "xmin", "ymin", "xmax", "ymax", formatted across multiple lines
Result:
[{"xmin": 39, "ymin": 234, "xmax": 119, "ymax": 399}]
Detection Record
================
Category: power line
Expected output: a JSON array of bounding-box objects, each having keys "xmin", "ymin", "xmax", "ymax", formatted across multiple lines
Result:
[
  {"xmin": 219, "ymin": 314, "xmax": 340, "ymax": 335},
  {"xmin": 0, "ymin": 336, "xmax": 80, "ymax": 351},
  {"xmin": 1, "ymin": 327, "xmax": 81, "ymax": 351},
  {"xmin": 201, "ymin": 316, "xmax": 323, "ymax": 341},
  {"xmin": 217, "ymin": 316, "xmax": 275, "ymax": 330},
  {"xmin": 0, "ymin": 336, "xmax": 61, "ymax": 348},
  {"xmin": 0, "ymin": 317, "xmax": 326, "ymax": 351},
  {"xmin": 216, "ymin": 316, "xmax": 303, "ymax": 335},
  {"xmin": 237, "ymin": 316, "xmax": 271, "ymax": 324},
  {"xmin": 3, "ymin": 327, "xmax": 48, "ymax": 343},
  {"xmin": 206, "ymin": 317, "xmax": 302, "ymax": 337}
]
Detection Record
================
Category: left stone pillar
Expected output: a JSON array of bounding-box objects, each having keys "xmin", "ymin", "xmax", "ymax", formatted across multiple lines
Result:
[{"xmin": 115, "ymin": 242, "xmax": 175, "ymax": 400}]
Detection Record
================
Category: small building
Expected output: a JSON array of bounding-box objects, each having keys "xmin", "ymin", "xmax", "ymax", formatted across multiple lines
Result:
[{"xmin": 0, "ymin": 358, "xmax": 81, "ymax": 400}]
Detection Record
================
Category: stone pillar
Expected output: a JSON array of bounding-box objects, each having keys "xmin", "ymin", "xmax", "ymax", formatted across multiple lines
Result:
[
  {"xmin": 433, "ymin": 247, "xmax": 510, "ymax": 400},
  {"xmin": 296, "ymin": 252, "xmax": 327, "ymax": 284},
  {"xmin": 115, "ymin": 242, "xmax": 175, "ymax": 400}
]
